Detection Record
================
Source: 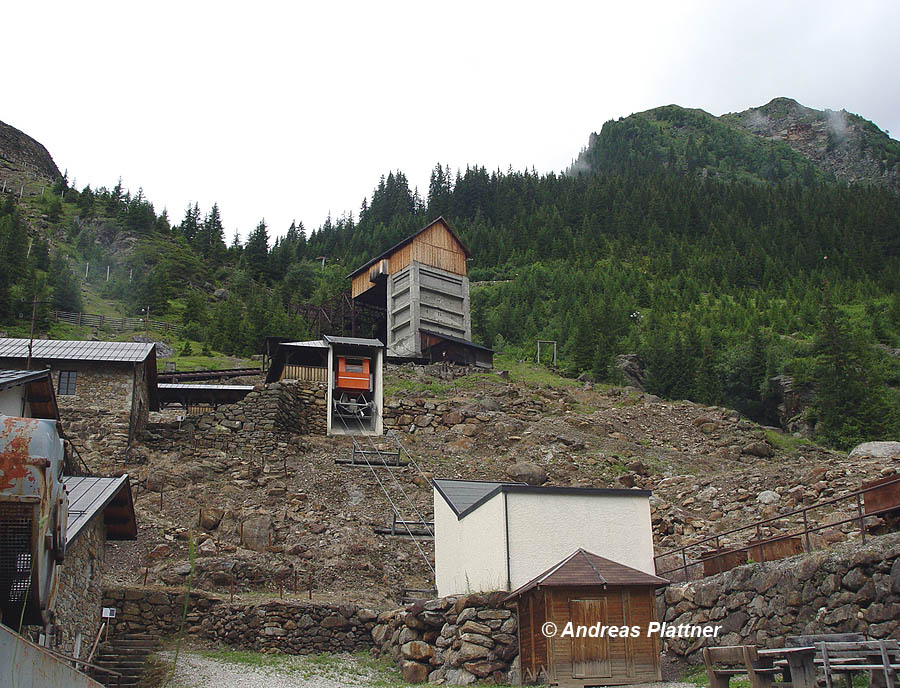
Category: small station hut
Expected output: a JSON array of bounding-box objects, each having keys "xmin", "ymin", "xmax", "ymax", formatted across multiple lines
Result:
[
  {"xmin": 265, "ymin": 335, "xmax": 384, "ymax": 436},
  {"xmin": 506, "ymin": 549, "xmax": 668, "ymax": 687}
]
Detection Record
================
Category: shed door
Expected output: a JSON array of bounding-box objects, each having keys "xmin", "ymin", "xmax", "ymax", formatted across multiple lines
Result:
[{"xmin": 570, "ymin": 598, "xmax": 611, "ymax": 679}]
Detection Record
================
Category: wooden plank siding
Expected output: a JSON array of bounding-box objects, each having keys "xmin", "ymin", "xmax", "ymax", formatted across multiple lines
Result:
[
  {"xmin": 351, "ymin": 219, "xmax": 467, "ymax": 299},
  {"xmin": 542, "ymin": 586, "xmax": 661, "ymax": 687},
  {"xmin": 280, "ymin": 365, "xmax": 328, "ymax": 382}
]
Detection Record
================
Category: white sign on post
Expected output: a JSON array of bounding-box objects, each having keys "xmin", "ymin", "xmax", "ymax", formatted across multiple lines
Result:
[{"xmin": 102, "ymin": 607, "xmax": 116, "ymax": 618}]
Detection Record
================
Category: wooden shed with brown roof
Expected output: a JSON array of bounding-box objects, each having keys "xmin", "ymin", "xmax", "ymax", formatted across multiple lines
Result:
[{"xmin": 506, "ymin": 549, "xmax": 668, "ymax": 687}]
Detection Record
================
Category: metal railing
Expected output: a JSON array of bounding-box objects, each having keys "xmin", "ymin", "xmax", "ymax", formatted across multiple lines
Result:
[{"xmin": 654, "ymin": 475, "xmax": 900, "ymax": 580}]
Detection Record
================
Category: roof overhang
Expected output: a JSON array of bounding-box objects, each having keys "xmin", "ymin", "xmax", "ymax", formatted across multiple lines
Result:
[
  {"xmin": 505, "ymin": 548, "xmax": 669, "ymax": 601},
  {"xmin": 0, "ymin": 368, "xmax": 60, "ymax": 420},
  {"xmin": 347, "ymin": 217, "xmax": 471, "ymax": 280},
  {"xmin": 434, "ymin": 478, "xmax": 651, "ymax": 520},
  {"xmin": 64, "ymin": 474, "xmax": 137, "ymax": 546}
]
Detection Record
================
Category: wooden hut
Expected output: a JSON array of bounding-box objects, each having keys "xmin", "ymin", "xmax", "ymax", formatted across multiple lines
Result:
[{"xmin": 506, "ymin": 549, "xmax": 668, "ymax": 687}]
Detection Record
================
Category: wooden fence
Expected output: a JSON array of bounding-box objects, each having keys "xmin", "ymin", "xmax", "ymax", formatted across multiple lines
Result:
[
  {"xmin": 49, "ymin": 310, "xmax": 181, "ymax": 334},
  {"xmin": 281, "ymin": 364, "xmax": 328, "ymax": 382}
]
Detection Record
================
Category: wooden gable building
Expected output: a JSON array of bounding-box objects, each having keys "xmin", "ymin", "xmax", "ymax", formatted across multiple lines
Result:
[
  {"xmin": 506, "ymin": 549, "xmax": 668, "ymax": 687},
  {"xmin": 349, "ymin": 218, "xmax": 492, "ymax": 366}
]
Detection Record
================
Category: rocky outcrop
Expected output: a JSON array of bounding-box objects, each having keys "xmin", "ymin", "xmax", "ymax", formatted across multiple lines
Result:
[
  {"xmin": 725, "ymin": 97, "xmax": 900, "ymax": 192},
  {"xmin": 0, "ymin": 119, "xmax": 61, "ymax": 180},
  {"xmin": 615, "ymin": 354, "xmax": 645, "ymax": 389},
  {"xmin": 767, "ymin": 375, "xmax": 815, "ymax": 436},
  {"xmin": 658, "ymin": 533, "xmax": 900, "ymax": 662},
  {"xmin": 372, "ymin": 592, "xmax": 518, "ymax": 685}
]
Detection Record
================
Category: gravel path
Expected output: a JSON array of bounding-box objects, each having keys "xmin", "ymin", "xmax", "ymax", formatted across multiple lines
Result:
[
  {"xmin": 157, "ymin": 651, "xmax": 393, "ymax": 688},
  {"xmin": 158, "ymin": 650, "xmax": 696, "ymax": 688}
]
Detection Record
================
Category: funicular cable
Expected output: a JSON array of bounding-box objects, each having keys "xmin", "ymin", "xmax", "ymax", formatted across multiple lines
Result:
[
  {"xmin": 344, "ymin": 411, "xmax": 434, "ymax": 537},
  {"xmin": 333, "ymin": 410, "xmax": 435, "ymax": 577}
]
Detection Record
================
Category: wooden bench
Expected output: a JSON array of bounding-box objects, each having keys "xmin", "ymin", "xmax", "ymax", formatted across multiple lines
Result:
[
  {"xmin": 702, "ymin": 645, "xmax": 788, "ymax": 688},
  {"xmin": 817, "ymin": 640, "xmax": 900, "ymax": 688}
]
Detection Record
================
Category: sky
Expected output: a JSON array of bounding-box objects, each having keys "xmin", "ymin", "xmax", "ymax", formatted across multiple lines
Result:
[{"xmin": 4, "ymin": 0, "xmax": 899, "ymax": 243}]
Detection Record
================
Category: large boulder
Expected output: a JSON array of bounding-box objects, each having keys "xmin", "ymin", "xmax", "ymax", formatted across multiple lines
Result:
[
  {"xmin": 506, "ymin": 462, "xmax": 548, "ymax": 486},
  {"xmin": 240, "ymin": 516, "xmax": 273, "ymax": 552},
  {"xmin": 849, "ymin": 442, "xmax": 900, "ymax": 460}
]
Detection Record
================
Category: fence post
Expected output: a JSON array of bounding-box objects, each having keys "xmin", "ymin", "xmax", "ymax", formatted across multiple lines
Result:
[
  {"xmin": 857, "ymin": 494, "xmax": 866, "ymax": 544},
  {"xmin": 802, "ymin": 508, "xmax": 811, "ymax": 552}
]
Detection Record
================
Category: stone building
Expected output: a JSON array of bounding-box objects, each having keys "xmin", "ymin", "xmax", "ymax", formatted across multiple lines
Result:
[
  {"xmin": 0, "ymin": 339, "xmax": 159, "ymax": 460},
  {"xmin": 54, "ymin": 475, "xmax": 136, "ymax": 658}
]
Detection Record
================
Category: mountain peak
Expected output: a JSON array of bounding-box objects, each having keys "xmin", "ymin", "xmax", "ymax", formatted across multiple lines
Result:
[
  {"xmin": 570, "ymin": 98, "xmax": 900, "ymax": 191},
  {"xmin": 0, "ymin": 120, "xmax": 61, "ymax": 180}
]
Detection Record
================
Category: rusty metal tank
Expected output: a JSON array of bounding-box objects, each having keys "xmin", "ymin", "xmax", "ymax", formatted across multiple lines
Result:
[{"xmin": 0, "ymin": 415, "xmax": 67, "ymax": 627}]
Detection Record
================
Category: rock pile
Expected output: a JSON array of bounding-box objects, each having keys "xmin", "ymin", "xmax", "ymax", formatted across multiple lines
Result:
[{"xmin": 372, "ymin": 592, "xmax": 518, "ymax": 685}]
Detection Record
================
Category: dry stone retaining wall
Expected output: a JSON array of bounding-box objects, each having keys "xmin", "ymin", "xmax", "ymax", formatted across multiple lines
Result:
[
  {"xmin": 382, "ymin": 396, "xmax": 546, "ymax": 434},
  {"xmin": 372, "ymin": 591, "xmax": 519, "ymax": 685},
  {"xmin": 658, "ymin": 532, "xmax": 900, "ymax": 663},
  {"xmin": 102, "ymin": 586, "xmax": 377, "ymax": 654},
  {"xmin": 54, "ymin": 518, "xmax": 106, "ymax": 657},
  {"xmin": 189, "ymin": 380, "xmax": 327, "ymax": 437},
  {"xmin": 148, "ymin": 380, "xmax": 327, "ymax": 456}
]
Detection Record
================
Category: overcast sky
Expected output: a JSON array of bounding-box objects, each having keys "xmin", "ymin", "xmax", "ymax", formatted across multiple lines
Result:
[{"xmin": 5, "ymin": 1, "xmax": 899, "ymax": 243}]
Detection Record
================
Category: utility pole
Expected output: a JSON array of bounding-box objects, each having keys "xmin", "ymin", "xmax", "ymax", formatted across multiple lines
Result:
[{"xmin": 26, "ymin": 293, "xmax": 38, "ymax": 370}]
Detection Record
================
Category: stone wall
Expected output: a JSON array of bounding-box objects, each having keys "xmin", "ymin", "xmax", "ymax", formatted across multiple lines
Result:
[
  {"xmin": 188, "ymin": 380, "xmax": 327, "ymax": 437},
  {"xmin": 51, "ymin": 361, "xmax": 136, "ymax": 461},
  {"xmin": 132, "ymin": 360, "xmax": 151, "ymax": 438},
  {"xmin": 102, "ymin": 586, "xmax": 377, "ymax": 654},
  {"xmin": 147, "ymin": 380, "xmax": 327, "ymax": 457},
  {"xmin": 54, "ymin": 517, "xmax": 106, "ymax": 658},
  {"xmin": 658, "ymin": 532, "xmax": 900, "ymax": 663},
  {"xmin": 372, "ymin": 592, "xmax": 519, "ymax": 685},
  {"xmin": 382, "ymin": 396, "xmax": 545, "ymax": 434}
]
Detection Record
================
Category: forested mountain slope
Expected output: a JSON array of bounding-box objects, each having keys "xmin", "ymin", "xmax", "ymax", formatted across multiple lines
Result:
[{"xmin": 2, "ymin": 99, "xmax": 899, "ymax": 448}]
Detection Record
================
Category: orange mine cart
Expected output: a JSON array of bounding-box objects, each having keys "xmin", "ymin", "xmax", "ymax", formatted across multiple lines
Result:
[{"xmin": 336, "ymin": 356, "xmax": 371, "ymax": 391}]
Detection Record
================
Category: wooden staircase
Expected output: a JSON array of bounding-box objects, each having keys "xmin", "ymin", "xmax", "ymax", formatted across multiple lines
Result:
[{"xmin": 90, "ymin": 633, "xmax": 159, "ymax": 687}]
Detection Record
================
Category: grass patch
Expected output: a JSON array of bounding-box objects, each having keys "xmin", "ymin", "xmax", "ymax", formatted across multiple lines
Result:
[
  {"xmin": 493, "ymin": 353, "xmax": 580, "ymax": 388},
  {"xmin": 764, "ymin": 429, "xmax": 815, "ymax": 455}
]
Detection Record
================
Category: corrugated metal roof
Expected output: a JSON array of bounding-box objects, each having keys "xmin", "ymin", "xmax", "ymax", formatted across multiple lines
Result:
[
  {"xmin": 0, "ymin": 338, "xmax": 155, "ymax": 363},
  {"xmin": 282, "ymin": 340, "xmax": 330, "ymax": 349},
  {"xmin": 64, "ymin": 475, "xmax": 136, "ymax": 545},
  {"xmin": 0, "ymin": 369, "xmax": 50, "ymax": 390},
  {"xmin": 158, "ymin": 384, "xmax": 255, "ymax": 391},
  {"xmin": 506, "ymin": 549, "xmax": 669, "ymax": 599},
  {"xmin": 323, "ymin": 335, "xmax": 384, "ymax": 348}
]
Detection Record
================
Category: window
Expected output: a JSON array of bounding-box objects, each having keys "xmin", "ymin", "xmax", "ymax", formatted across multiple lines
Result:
[
  {"xmin": 344, "ymin": 358, "xmax": 365, "ymax": 373},
  {"xmin": 58, "ymin": 371, "xmax": 77, "ymax": 395}
]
